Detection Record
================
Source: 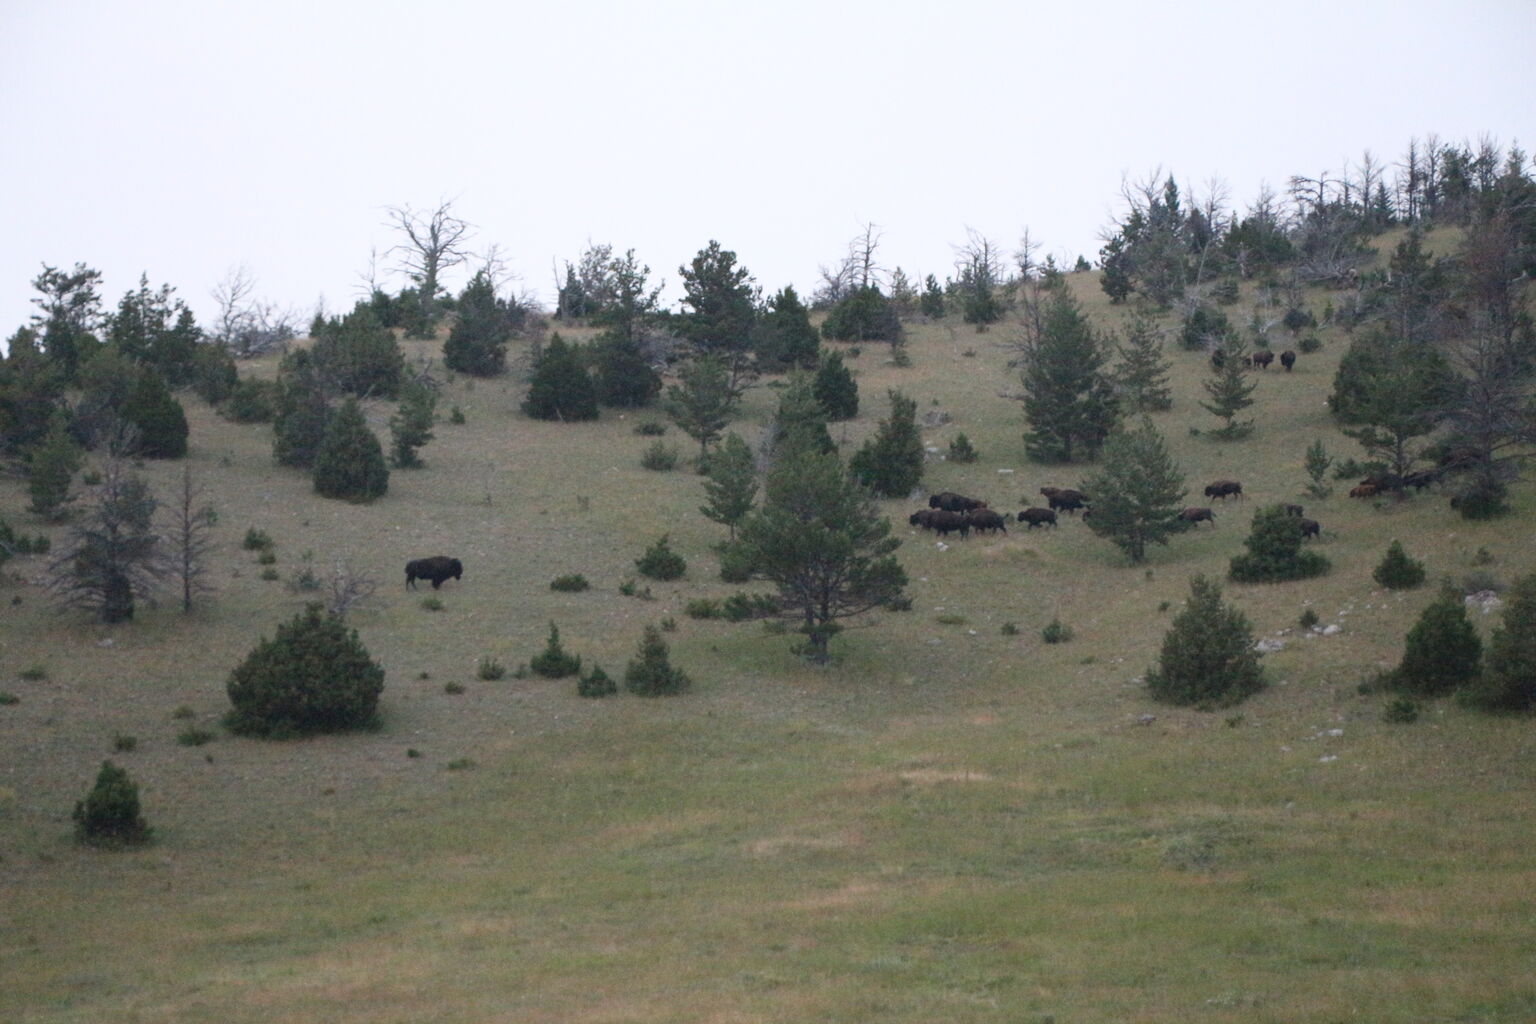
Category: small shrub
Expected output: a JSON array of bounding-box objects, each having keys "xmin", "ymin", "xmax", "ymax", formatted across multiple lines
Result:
[
  {"xmin": 1229, "ymin": 507, "xmax": 1330, "ymax": 583},
  {"xmin": 1386, "ymin": 584, "xmax": 1483, "ymax": 697},
  {"xmin": 446, "ymin": 758, "xmax": 476, "ymax": 772},
  {"xmin": 1298, "ymin": 335, "xmax": 1323, "ymax": 354},
  {"xmin": 260, "ymin": 567, "xmax": 281, "ymax": 581},
  {"xmin": 1299, "ymin": 608, "xmax": 1321, "ymax": 630},
  {"xmin": 420, "ymin": 597, "xmax": 445, "ymax": 611},
  {"xmin": 717, "ymin": 542, "xmax": 756, "ymax": 583},
  {"xmin": 73, "ymin": 760, "xmax": 151, "ymax": 847},
  {"xmin": 1041, "ymin": 618, "xmax": 1074, "ymax": 644},
  {"xmin": 660, "ymin": 616, "xmax": 677, "ymax": 632},
  {"xmin": 884, "ymin": 595, "xmax": 913, "ymax": 612},
  {"xmin": 511, "ymin": 663, "xmax": 530, "ymax": 679},
  {"xmin": 947, "ymin": 433, "xmax": 979, "ymax": 463},
  {"xmin": 448, "ymin": 405, "xmax": 466, "ymax": 424},
  {"xmin": 476, "ymin": 656, "xmax": 506, "ymax": 681},
  {"xmin": 721, "ymin": 592, "xmax": 780, "ymax": 621},
  {"xmin": 633, "ymin": 421, "xmax": 668, "ymax": 436},
  {"xmin": 225, "ymin": 603, "xmax": 386, "ymax": 737},
  {"xmin": 111, "ymin": 733, "xmax": 136, "ymax": 752},
  {"xmin": 223, "ymin": 379, "xmax": 278, "ymax": 423},
  {"xmin": 529, "ymin": 622, "xmax": 582, "ymax": 679},
  {"xmin": 577, "ymin": 665, "xmax": 617, "ymax": 698},
  {"xmin": 635, "ymin": 534, "xmax": 687, "ymax": 581},
  {"xmin": 686, "ymin": 598, "xmax": 722, "ymax": 619},
  {"xmin": 171, "ymin": 705, "xmax": 196, "ymax": 720},
  {"xmin": 936, "ymin": 613, "xmax": 967, "ymax": 626},
  {"xmin": 287, "ymin": 566, "xmax": 322, "ymax": 592},
  {"xmin": 406, "ymin": 748, "xmax": 421, "ymax": 758},
  {"xmin": 640, "ymin": 441, "xmax": 679, "ymax": 471},
  {"xmin": 1158, "ymin": 600, "xmax": 1171, "ymax": 612},
  {"xmin": 1472, "ymin": 547, "xmax": 1495, "ymax": 567},
  {"xmin": 1463, "ymin": 570, "xmax": 1503, "ymax": 595},
  {"xmin": 624, "ymin": 624, "xmax": 690, "ymax": 696},
  {"xmin": 1383, "ymin": 698, "xmax": 1420, "ymax": 724},
  {"xmin": 0, "ymin": 692, "xmax": 18, "ymax": 706},
  {"xmin": 618, "ymin": 577, "xmax": 654, "ymax": 600},
  {"xmin": 550, "ymin": 574, "xmax": 591, "ymax": 593},
  {"xmin": 443, "ymin": 681, "xmax": 465, "ymax": 695},
  {"xmin": 18, "ymin": 664, "xmax": 47, "ymax": 682},
  {"xmin": 1373, "ymin": 540, "xmax": 1426, "ymax": 590},
  {"xmin": 243, "ymin": 528, "xmax": 274, "ymax": 552},
  {"xmin": 1452, "ymin": 479, "xmax": 1510, "ymax": 520},
  {"xmin": 1147, "ymin": 575, "xmax": 1264, "ymax": 709},
  {"xmin": 177, "ymin": 726, "xmax": 215, "ymax": 747},
  {"xmin": 257, "ymin": 549, "xmax": 278, "ymax": 566},
  {"xmin": 1000, "ymin": 622, "xmax": 1019, "ymax": 636}
]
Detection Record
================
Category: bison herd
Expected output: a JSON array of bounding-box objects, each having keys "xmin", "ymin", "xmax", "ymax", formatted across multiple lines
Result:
[{"xmin": 1210, "ymin": 348, "xmax": 1298, "ymax": 372}]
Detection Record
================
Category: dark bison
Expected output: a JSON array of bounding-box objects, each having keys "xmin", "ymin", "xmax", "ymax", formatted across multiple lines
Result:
[
  {"xmin": 1299, "ymin": 517, "xmax": 1321, "ymax": 540},
  {"xmin": 1018, "ymin": 507, "xmax": 1058, "ymax": 529},
  {"xmin": 406, "ymin": 556, "xmax": 463, "ymax": 590},
  {"xmin": 1349, "ymin": 483, "xmax": 1378, "ymax": 499},
  {"xmin": 927, "ymin": 510, "xmax": 971, "ymax": 538},
  {"xmin": 1210, "ymin": 348, "xmax": 1226, "ymax": 370},
  {"xmin": 929, "ymin": 491, "xmax": 987, "ymax": 513},
  {"xmin": 1204, "ymin": 479, "xmax": 1243, "ymax": 500},
  {"xmin": 1250, "ymin": 349, "xmax": 1275, "ymax": 370},
  {"xmin": 1177, "ymin": 506, "xmax": 1216, "ymax": 526},
  {"xmin": 1280, "ymin": 350, "xmax": 1296, "ymax": 371},
  {"xmin": 966, "ymin": 509, "xmax": 1008, "ymax": 535},
  {"xmin": 909, "ymin": 509, "xmax": 936, "ymax": 530},
  {"xmin": 1042, "ymin": 487, "xmax": 1089, "ymax": 514},
  {"xmin": 1282, "ymin": 503, "xmax": 1304, "ymax": 517}
]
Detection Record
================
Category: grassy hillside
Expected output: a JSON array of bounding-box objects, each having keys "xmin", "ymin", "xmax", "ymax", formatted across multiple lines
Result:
[{"xmin": 3, "ymin": 255, "xmax": 1534, "ymax": 1023}]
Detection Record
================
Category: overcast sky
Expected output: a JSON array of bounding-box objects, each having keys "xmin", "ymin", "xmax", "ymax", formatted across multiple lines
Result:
[{"xmin": 2, "ymin": 0, "xmax": 1531, "ymax": 342}]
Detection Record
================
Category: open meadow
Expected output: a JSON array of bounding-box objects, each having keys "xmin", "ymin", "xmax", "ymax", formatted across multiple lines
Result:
[{"xmin": 3, "ymin": 256, "xmax": 1535, "ymax": 1022}]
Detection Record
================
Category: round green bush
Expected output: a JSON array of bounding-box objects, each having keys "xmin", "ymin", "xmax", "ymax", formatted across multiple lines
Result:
[
  {"xmin": 1373, "ymin": 540, "xmax": 1426, "ymax": 590},
  {"xmin": 635, "ymin": 534, "xmax": 687, "ymax": 581},
  {"xmin": 1147, "ymin": 575, "xmax": 1265, "ymax": 709},
  {"xmin": 225, "ymin": 604, "xmax": 385, "ymax": 737},
  {"xmin": 73, "ymin": 760, "xmax": 151, "ymax": 847}
]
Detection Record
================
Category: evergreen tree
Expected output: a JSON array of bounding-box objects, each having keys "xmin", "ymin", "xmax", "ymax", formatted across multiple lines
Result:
[
  {"xmin": 1146, "ymin": 575, "xmax": 1265, "ymax": 708},
  {"xmin": 1180, "ymin": 304, "xmax": 1233, "ymax": 351},
  {"xmin": 313, "ymin": 397, "xmax": 389, "ymax": 502},
  {"xmin": 1112, "ymin": 315, "xmax": 1173, "ymax": 412},
  {"xmin": 919, "ymin": 274, "xmax": 946, "ymax": 318},
  {"xmin": 529, "ymin": 622, "xmax": 582, "ymax": 678},
  {"xmin": 1388, "ymin": 584, "xmax": 1482, "ymax": 697},
  {"xmin": 753, "ymin": 285, "xmax": 821, "ymax": 372},
  {"xmin": 1200, "ymin": 336, "xmax": 1258, "ymax": 439},
  {"xmin": 1020, "ymin": 289, "xmax": 1119, "ymax": 463},
  {"xmin": 1463, "ymin": 573, "xmax": 1536, "ymax": 713},
  {"xmin": 591, "ymin": 332, "xmax": 662, "ymax": 408},
  {"xmin": 1373, "ymin": 540, "xmax": 1427, "ymax": 590},
  {"xmin": 1080, "ymin": 418, "xmax": 1188, "ymax": 564},
  {"xmin": 0, "ymin": 329, "xmax": 67, "ymax": 456},
  {"xmin": 737, "ymin": 447, "xmax": 907, "ymax": 664},
  {"xmin": 822, "ymin": 286, "xmax": 902, "ymax": 344},
  {"xmin": 27, "ymin": 411, "xmax": 82, "ymax": 520},
  {"xmin": 1098, "ymin": 235, "xmax": 1133, "ymax": 303},
  {"xmin": 664, "ymin": 355, "xmax": 740, "ymax": 462},
  {"xmin": 190, "ymin": 340, "xmax": 239, "ymax": 405},
  {"xmin": 30, "ymin": 262, "xmax": 104, "ymax": 383},
  {"xmin": 849, "ymin": 390, "xmax": 923, "ymax": 498},
  {"xmin": 699, "ymin": 431, "xmax": 758, "ymax": 540},
  {"xmin": 772, "ymin": 373, "xmax": 836, "ymax": 460},
  {"xmin": 522, "ymin": 334, "xmax": 599, "ymax": 422},
  {"xmin": 677, "ymin": 240, "xmax": 758, "ymax": 362},
  {"xmin": 590, "ymin": 249, "xmax": 663, "ymax": 345},
  {"xmin": 105, "ymin": 275, "xmax": 201, "ymax": 388},
  {"xmin": 73, "ymin": 760, "xmax": 151, "ymax": 847},
  {"xmin": 389, "ymin": 376, "xmax": 437, "ymax": 468},
  {"xmin": 45, "ymin": 460, "xmax": 164, "ymax": 623},
  {"xmin": 1336, "ymin": 331, "xmax": 1457, "ymax": 483},
  {"xmin": 271, "ymin": 349, "xmax": 332, "ymax": 468},
  {"xmin": 225, "ymin": 603, "xmax": 386, "ymax": 736},
  {"xmin": 121, "ymin": 365, "xmax": 189, "ymax": 458},
  {"xmin": 310, "ymin": 307, "xmax": 404, "ymax": 398},
  {"xmin": 624, "ymin": 624, "xmax": 691, "ymax": 696},
  {"xmin": 1304, "ymin": 439, "xmax": 1334, "ymax": 498},
  {"xmin": 1228, "ymin": 506, "xmax": 1330, "ymax": 583},
  {"xmin": 812, "ymin": 349, "xmax": 859, "ymax": 421},
  {"xmin": 442, "ymin": 270, "xmax": 512, "ymax": 376}
]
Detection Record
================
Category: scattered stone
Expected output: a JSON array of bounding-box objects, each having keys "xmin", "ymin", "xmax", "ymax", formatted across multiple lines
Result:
[
  {"xmin": 1321, "ymin": 624, "xmax": 1342, "ymax": 636},
  {"xmin": 1254, "ymin": 638, "xmax": 1286, "ymax": 653},
  {"xmin": 1465, "ymin": 591, "xmax": 1503, "ymax": 614},
  {"xmin": 1136, "ymin": 714, "xmax": 1156, "ymax": 726},
  {"xmin": 996, "ymin": 468, "xmax": 1014, "ymax": 474},
  {"xmin": 1319, "ymin": 755, "xmax": 1338, "ymax": 763}
]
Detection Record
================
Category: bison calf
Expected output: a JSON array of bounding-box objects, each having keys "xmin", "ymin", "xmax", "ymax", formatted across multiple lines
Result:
[{"xmin": 406, "ymin": 556, "xmax": 463, "ymax": 590}]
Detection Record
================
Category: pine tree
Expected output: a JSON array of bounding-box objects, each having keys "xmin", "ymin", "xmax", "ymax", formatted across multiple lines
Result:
[
  {"xmin": 591, "ymin": 333, "xmax": 661, "ymax": 408},
  {"xmin": 1080, "ymin": 418, "xmax": 1188, "ymax": 564},
  {"xmin": 822, "ymin": 286, "xmax": 901, "ymax": 344},
  {"xmin": 1389, "ymin": 584, "xmax": 1482, "ymax": 697},
  {"xmin": 1304, "ymin": 439, "xmax": 1334, "ymax": 498},
  {"xmin": 677, "ymin": 241, "xmax": 758, "ymax": 362},
  {"xmin": 772, "ymin": 374, "xmax": 835, "ymax": 460},
  {"xmin": 310, "ymin": 307, "xmax": 404, "ymax": 398},
  {"xmin": 849, "ymin": 390, "xmax": 923, "ymax": 498},
  {"xmin": 919, "ymin": 274, "xmax": 946, "ymax": 318},
  {"xmin": 1373, "ymin": 540, "xmax": 1427, "ymax": 590},
  {"xmin": 699, "ymin": 432, "xmax": 758, "ymax": 540},
  {"xmin": 753, "ymin": 285, "xmax": 821, "ymax": 372},
  {"xmin": 389, "ymin": 377, "xmax": 437, "ymax": 468},
  {"xmin": 529, "ymin": 622, "xmax": 582, "ymax": 678},
  {"xmin": 106, "ymin": 275, "xmax": 201, "ymax": 388},
  {"xmin": 442, "ymin": 270, "xmax": 511, "ymax": 376},
  {"xmin": 271, "ymin": 349, "xmax": 332, "ymax": 468},
  {"xmin": 225, "ymin": 603, "xmax": 386, "ymax": 736},
  {"xmin": 1200, "ymin": 337, "xmax": 1258, "ymax": 439},
  {"xmin": 1463, "ymin": 573, "xmax": 1536, "ymax": 713},
  {"xmin": 26, "ymin": 411, "xmax": 82, "ymax": 520},
  {"xmin": 73, "ymin": 760, "xmax": 151, "ymax": 846},
  {"xmin": 1146, "ymin": 575, "xmax": 1265, "ymax": 708},
  {"xmin": 122, "ymin": 365, "xmax": 189, "ymax": 458},
  {"xmin": 1112, "ymin": 315, "xmax": 1173, "ymax": 412},
  {"xmin": 313, "ymin": 397, "xmax": 389, "ymax": 502},
  {"xmin": 1228, "ymin": 506, "xmax": 1330, "ymax": 582},
  {"xmin": 45, "ymin": 460, "xmax": 165, "ymax": 623},
  {"xmin": 624, "ymin": 624, "xmax": 691, "ymax": 695},
  {"xmin": 1020, "ymin": 290, "xmax": 1119, "ymax": 463},
  {"xmin": 522, "ymin": 334, "xmax": 599, "ymax": 422},
  {"xmin": 1336, "ymin": 330, "xmax": 1456, "ymax": 482},
  {"xmin": 664, "ymin": 355, "xmax": 740, "ymax": 462},
  {"xmin": 813, "ymin": 349, "xmax": 859, "ymax": 421}
]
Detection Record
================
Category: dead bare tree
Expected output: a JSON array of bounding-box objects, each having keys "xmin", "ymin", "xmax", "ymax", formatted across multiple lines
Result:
[
  {"xmin": 327, "ymin": 559, "xmax": 379, "ymax": 617},
  {"xmin": 210, "ymin": 265, "xmax": 299, "ymax": 358},
  {"xmin": 169, "ymin": 464, "xmax": 216, "ymax": 613},
  {"xmin": 847, "ymin": 222, "xmax": 885, "ymax": 290},
  {"xmin": 385, "ymin": 200, "xmax": 475, "ymax": 334}
]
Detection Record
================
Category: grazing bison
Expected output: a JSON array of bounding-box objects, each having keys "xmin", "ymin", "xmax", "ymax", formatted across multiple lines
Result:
[
  {"xmin": 1282, "ymin": 503, "xmax": 1304, "ymax": 517},
  {"xmin": 1349, "ymin": 483, "xmax": 1378, "ymax": 499},
  {"xmin": 1043, "ymin": 487, "xmax": 1089, "ymax": 514},
  {"xmin": 966, "ymin": 508, "xmax": 1008, "ymax": 535},
  {"xmin": 929, "ymin": 491, "xmax": 987, "ymax": 513},
  {"xmin": 909, "ymin": 509, "xmax": 937, "ymax": 530},
  {"xmin": 1204, "ymin": 479, "xmax": 1243, "ymax": 500},
  {"xmin": 1178, "ymin": 506, "xmax": 1216, "ymax": 526},
  {"xmin": 1280, "ymin": 350, "xmax": 1296, "ymax": 371},
  {"xmin": 406, "ymin": 556, "xmax": 463, "ymax": 590},
  {"xmin": 1250, "ymin": 349, "xmax": 1275, "ymax": 370},
  {"xmin": 927, "ymin": 509, "xmax": 971, "ymax": 538},
  {"xmin": 1299, "ymin": 517, "xmax": 1321, "ymax": 540},
  {"xmin": 1018, "ymin": 507, "xmax": 1058, "ymax": 529}
]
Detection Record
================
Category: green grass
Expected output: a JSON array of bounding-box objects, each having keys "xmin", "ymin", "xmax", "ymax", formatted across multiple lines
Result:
[{"xmin": 2, "ymin": 247, "xmax": 1535, "ymax": 1022}]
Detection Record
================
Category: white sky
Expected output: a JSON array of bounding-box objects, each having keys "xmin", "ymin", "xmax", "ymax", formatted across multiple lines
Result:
[{"xmin": 2, "ymin": 0, "xmax": 1531, "ymax": 340}]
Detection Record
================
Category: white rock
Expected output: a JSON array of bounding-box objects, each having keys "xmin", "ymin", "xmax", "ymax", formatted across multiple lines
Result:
[
  {"xmin": 997, "ymin": 468, "xmax": 1014, "ymax": 474},
  {"xmin": 1254, "ymin": 638, "xmax": 1286, "ymax": 653},
  {"xmin": 1319, "ymin": 755, "xmax": 1338, "ymax": 763},
  {"xmin": 1321, "ymin": 624, "xmax": 1342, "ymax": 636}
]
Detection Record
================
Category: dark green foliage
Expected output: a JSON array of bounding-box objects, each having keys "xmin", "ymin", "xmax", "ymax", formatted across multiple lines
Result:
[
  {"xmin": 271, "ymin": 350, "xmax": 332, "ymax": 468},
  {"xmin": 1229, "ymin": 506, "xmax": 1330, "ymax": 583},
  {"xmin": 1200, "ymin": 337, "xmax": 1258, "ymax": 439},
  {"xmin": 635, "ymin": 534, "xmax": 687, "ymax": 581},
  {"xmin": 1282, "ymin": 306, "xmax": 1316, "ymax": 333},
  {"xmin": 947, "ymin": 433, "xmax": 978, "ymax": 463},
  {"xmin": 1147, "ymin": 575, "xmax": 1265, "ymax": 709},
  {"xmin": 1304, "ymin": 439, "xmax": 1334, "ymax": 498},
  {"xmin": 850, "ymin": 390, "xmax": 924, "ymax": 497},
  {"xmin": 1373, "ymin": 540, "xmax": 1427, "ymax": 590},
  {"xmin": 1097, "ymin": 235, "xmax": 1133, "ymax": 303},
  {"xmin": 27, "ymin": 411, "xmax": 81, "ymax": 520},
  {"xmin": 624, "ymin": 624, "xmax": 690, "ymax": 696},
  {"xmin": 550, "ymin": 574, "xmax": 590, "ymax": 592},
  {"xmin": 106, "ymin": 276, "xmax": 201, "ymax": 387},
  {"xmin": 1388, "ymin": 584, "xmax": 1482, "ymax": 697},
  {"xmin": 242, "ymin": 527, "xmax": 274, "ymax": 552},
  {"xmin": 639, "ymin": 442, "xmax": 678, "ymax": 471},
  {"xmin": 225, "ymin": 604, "xmax": 385, "ymax": 736},
  {"xmin": 223, "ymin": 379, "xmax": 277, "ymax": 423},
  {"xmin": 677, "ymin": 240, "xmax": 758, "ymax": 364},
  {"xmin": 1020, "ymin": 290, "xmax": 1119, "ymax": 463},
  {"xmin": 1452, "ymin": 478, "xmax": 1511, "ymax": 520},
  {"xmin": 312, "ymin": 398, "xmax": 389, "ymax": 502},
  {"xmin": 530, "ymin": 622, "xmax": 582, "ymax": 678},
  {"xmin": 122, "ymin": 365, "xmax": 189, "ymax": 458},
  {"xmin": 591, "ymin": 334, "xmax": 662, "ymax": 408},
  {"xmin": 716, "ymin": 540, "xmax": 756, "ymax": 583},
  {"xmin": 721, "ymin": 592, "xmax": 780, "ymax": 621},
  {"xmin": 822, "ymin": 286, "xmax": 902, "ymax": 344},
  {"xmin": 737, "ymin": 447, "xmax": 907, "ymax": 663},
  {"xmin": 753, "ymin": 285, "xmax": 820, "ymax": 372},
  {"xmin": 699, "ymin": 432, "xmax": 758, "ymax": 540},
  {"xmin": 664, "ymin": 355, "xmax": 740, "ymax": 460},
  {"xmin": 1081, "ymin": 419, "xmax": 1188, "ymax": 564},
  {"xmin": 0, "ymin": 330, "xmax": 68, "ymax": 456},
  {"xmin": 1211, "ymin": 277, "xmax": 1241, "ymax": 304},
  {"xmin": 577, "ymin": 665, "xmax": 617, "ymax": 698},
  {"xmin": 30, "ymin": 262, "xmax": 104, "ymax": 383},
  {"xmin": 1298, "ymin": 335, "xmax": 1323, "ymax": 354},
  {"xmin": 919, "ymin": 274, "xmax": 945, "ymax": 319},
  {"xmin": 1462, "ymin": 573, "xmax": 1536, "ymax": 712},
  {"xmin": 1180, "ymin": 305, "xmax": 1233, "ymax": 352},
  {"xmin": 442, "ymin": 271, "xmax": 512, "ymax": 376},
  {"xmin": 310, "ymin": 307, "xmax": 404, "ymax": 398},
  {"xmin": 812, "ymin": 349, "xmax": 859, "ymax": 421},
  {"xmin": 1299, "ymin": 607, "xmax": 1321, "ymax": 630},
  {"xmin": 523, "ymin": 334, "xmax": 599, "ymax": 421},
  {"xmin": 685, "ymin": 597, "xmax": 722, "ymax": 619},
  {"xmin": 476, "ymin": 656, "xmax": 506, "ymax": 681},
  {"xmin": 1112, "ymin": 316, "xmax": 1173, "ymax": 412},
  {"xmin": 73, "ymin": 760, "xmax": 151, "ymax": 846},
  {"xmin": 389, "ymin": 377, "xmax": 437, "ymax": 468},
  {"xmin": 772, "ymin": 374, "xmax": 835, "ymax": 460},
  {"xmin": 633, "ymin": 421, "xmax": 667, "ymax": 436},
  {"xmin": 1382, "ymin": 697, "xmax": 1420, "ymax": 723},
  {"xmin": 1041, "ymin": 617, "xmax": 1074, "ymax": 644},
  {"xmin": 191, "ymin": 343, "xmax": 239, "ymax": 405},
  {"xmin": 1334, "ymin": 330, "xmax": 1457, "ymax": 479},
  {"xmin": 45, "ymin": 463, "xmax": 163, "ymax": 623}
]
